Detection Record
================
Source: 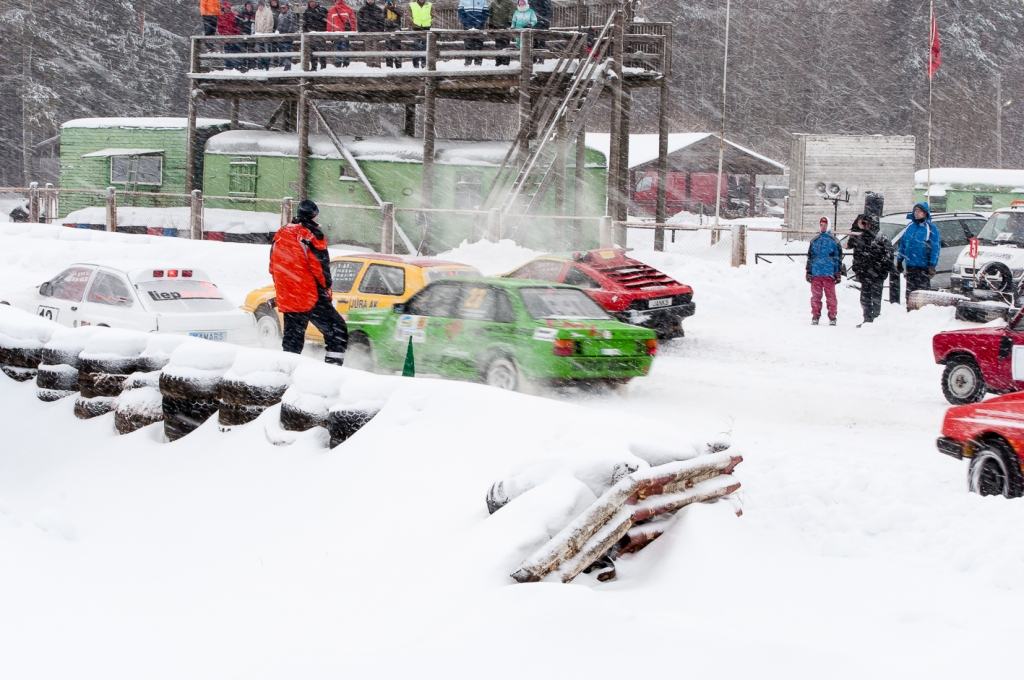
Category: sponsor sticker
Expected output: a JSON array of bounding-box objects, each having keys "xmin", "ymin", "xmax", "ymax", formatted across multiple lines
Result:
[{"xmin": 396, "ymin": 314, "xmax": 427, "ymax": 343}]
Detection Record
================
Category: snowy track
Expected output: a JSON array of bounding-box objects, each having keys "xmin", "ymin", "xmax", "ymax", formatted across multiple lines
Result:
[{"xmin": 2, "ymin": 227, "xmax": 1024, "ymax": 677}]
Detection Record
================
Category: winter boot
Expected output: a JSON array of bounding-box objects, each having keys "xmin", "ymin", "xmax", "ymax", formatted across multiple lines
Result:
[
  {"xmin": 829, "ymin": 319, "xmax": 837, "ymax": 326},
  {"xmin": 811, "ymin": 317, "xmax": 820, "ymax": 325}
]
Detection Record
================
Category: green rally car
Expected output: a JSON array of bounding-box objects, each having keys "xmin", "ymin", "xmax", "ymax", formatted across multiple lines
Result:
[{"xmin": 344, "ymin": 278, "xmax": 658, "ymax": 391}]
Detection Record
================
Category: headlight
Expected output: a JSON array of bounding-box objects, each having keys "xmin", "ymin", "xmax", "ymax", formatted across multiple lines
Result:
[
  {"xmin": 952, "ymin": 264, "xmax": 962, "ymax": 274},
  {"xmin": 1013, "ymin": 269, "xmax": 1024, "ymax": 279}
]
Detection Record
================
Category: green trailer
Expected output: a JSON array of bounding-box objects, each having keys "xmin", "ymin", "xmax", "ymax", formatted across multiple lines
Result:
[
  {"xmin": 202, "ymin": 130, "xmax": 607, "ymax": 253},
  {"xmin": 915, "ymin": 168, "xmax": 1024, "ymax": 213}
]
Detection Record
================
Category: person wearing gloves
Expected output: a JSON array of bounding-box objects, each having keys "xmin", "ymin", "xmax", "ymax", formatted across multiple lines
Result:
[
  {"xmin": 276, "ymin": 1, "xmax": 297, "ymax": 70},
  {"xmin": 895, "ymin": 201, "xmax": 941, "ymax": 308},
  {"xmin": 383, "ymin": 0, "xmax": 404, "ymax": 68},
  {"xmin": 806, "ymin": 216, "xmax": 844, "ymax": 326},
  {"xmin": 510, "ymin": 0, "xmax": 536, "ymax": 47},
  {"xmin": 458, "ymin": 0, "xmax": 489, "ymax": 66},
  {"xmin": 326, "ymin": 0, "xmax": 356, "ymax": 67},
  {"xmin": 848, "ymin": 213, "xmax": 895, "ymax": 325},
  {"xmin": 488, "ymin": 0, "xmax": 515, "ymax": 66},
  {"xmin": 357, "ymin": 0, "xmax": 384, "ymax": 66},
  {"xmin": 269, "ymin": 200, "xmax": 348, "ymax": 364},
  {"xmin": 303, "ymin": 0, "xmax": 329, "ymax": 70},
  {"xmin": 201, "ymin": 0, "xmax": 221, "ymax": 36},
  {"xmin": 255, "ymin": 1, "xmax": 276, "ymax": 70},
  {"xmin": 217, "ymin": 2, "xmax": 243, "ymax": 71},
  {"xmin": 409, "ymin": 0, "xmax": 432, "ymax": 68}
]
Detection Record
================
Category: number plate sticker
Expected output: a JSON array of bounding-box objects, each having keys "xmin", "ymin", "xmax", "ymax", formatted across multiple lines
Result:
[
  {"xmin": 189, "ymin": 331, "xmax": 227, "ymax": 341},
  {"xmin": 648, "ymin": 297, "xmax": 673, "ymax": 309},
  {"xmin": 396, "ymin": 314, "xmax": 427, "ymax": 343},
  {"xmin": 37, "ymin": 305, "xmax": 59, "ymax": 321}
]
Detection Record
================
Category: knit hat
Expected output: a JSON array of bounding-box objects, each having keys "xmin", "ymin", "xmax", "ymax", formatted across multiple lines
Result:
[{"xmin": 296, "ymin": 199, "xmax": 320, "ymax": 223}]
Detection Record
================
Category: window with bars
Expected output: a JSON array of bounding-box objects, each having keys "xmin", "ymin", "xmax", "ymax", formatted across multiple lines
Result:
[{"xmin": 229, "ymin": 157, "xmax": 259, "ymax": 196}]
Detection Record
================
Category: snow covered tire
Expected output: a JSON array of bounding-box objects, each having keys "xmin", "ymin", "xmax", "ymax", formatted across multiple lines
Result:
[
  {"xmin": 162, "ymin": 396, "xmax": 218, "ymax": 441},
  {"xmin": 1, "ymin": 365, "xmax": 37, "ymax": 382},
  {"xmin": 160, "ymin": 372, "xmax": 221, "ymax": 401},
  {"xmin": 326, "ymin": 408, "xmax": 379, "ymax": 448},
  {"xmin": 74, "ymin": 395, "xmax": 114, "ymax": 419},
  {"xmin": 0, "ymin": 347, "xmax": 42, "ymax": 369},
  {"xmin": 79, "ymin": 372, "xmax": 130, "ymax": 399},
  {"xmin": 279, "ymin": 402, "xmax": 324, "ymax": 432},
  {"xmin": 217, "ymin": 379, "xmax": 288, "ymax": 408},
  {"xmin": 36, "ymin": 364, "xmax": 79, "ymax": 392}
]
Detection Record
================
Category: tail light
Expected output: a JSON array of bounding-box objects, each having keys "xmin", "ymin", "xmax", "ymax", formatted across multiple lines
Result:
[
  {"xmin": 167, "ymin": 269, "xmax": 179, "ymax": 278},
  {"xmin": 152, "ymin": 270, "xmax": 164, "ymax": 277},
  {"xmin": 552, "ymin": 339, "xmax": 578, "ymax": 356},
  {"xmin": 644, "ymin": 339, "xmax": 658, "ymax": 356},
  {"xmin": 182, "ymin": 270, "xmax": 193, "ymax": 277}
]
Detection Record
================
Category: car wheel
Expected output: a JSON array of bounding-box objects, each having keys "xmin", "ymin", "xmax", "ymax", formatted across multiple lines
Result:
[
  {"xmin": 345, "ymin": 334, "xmax": 376, "ymax": 372},
  {"xmin": 941, "ymin": 357, "xmax": 986, "ymax": 405},
  {"xmin": 255, "ymin": 305, "xmax": 282, "ymax": 350},
  {"xmin": 484, "ymin": 357, "xmax": 519, "ymax": 391},
  {"xmin": 968, "ymin": 442, "xmax": 1024, "ymax": 498}
]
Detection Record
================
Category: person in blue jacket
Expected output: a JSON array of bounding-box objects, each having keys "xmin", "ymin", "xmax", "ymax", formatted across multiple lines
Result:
[
  {"xmin": 458, "ymin": 0, "xmax": 489, "ymax": 65},
  {"xmin": 896, "ymin": 201, "xmax": 941, "ymax": 308},
  {"xmin": 806, "ymin": 216, "xmax": 844, "ymax": 325}
]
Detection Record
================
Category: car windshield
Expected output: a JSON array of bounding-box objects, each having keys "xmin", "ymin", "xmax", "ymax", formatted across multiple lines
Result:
[
  {"xmin": 519, "ymin": 287, "xmax": 611, "ymax": 320},
  {"xmin": 424, "ymin": 267, "xmax": 482, "ymax": 283},
  {"xmin": 879, "ymin": 220, "xmax": 906, "ymax": 241},
  {"xmin": 137, "ymin": 280, "xmax": 236, "ymax": 313},
  {"xmin": 977, "ymin": 212, "xmax": 1024, "ymax": 246}
]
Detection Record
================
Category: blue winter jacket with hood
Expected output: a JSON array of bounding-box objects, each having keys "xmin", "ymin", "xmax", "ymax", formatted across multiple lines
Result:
[
  {"xmin": 807, "ymin": 219, "xmax": 844, "ymax": 277},
  {"xmin": 897, "ymin": 201, "xmax": 941, "ymax": 268}
]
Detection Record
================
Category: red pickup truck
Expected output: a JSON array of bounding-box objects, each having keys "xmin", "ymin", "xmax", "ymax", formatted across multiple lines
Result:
[
  {"xmin": 937, "ymin": 391, "xmax": 1024, "ymax": 497},
  {"xmin": 933, "ymin": 307, "xmax": 1024, "ymax": 404}
]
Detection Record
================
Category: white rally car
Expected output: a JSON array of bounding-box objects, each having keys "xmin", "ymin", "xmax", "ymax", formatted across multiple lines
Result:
[
  {"xmin": 951, "ymin": 204, "xmax": 1024, "ymax": 297},
  {"xmin": 0, "ymin": 262, "xmax": 258, "ymax": 345}
]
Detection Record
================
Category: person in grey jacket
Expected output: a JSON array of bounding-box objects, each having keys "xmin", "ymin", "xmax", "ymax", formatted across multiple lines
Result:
[{"xmin": 276, "ymin": 1, "xmax": 297, "ymax": 70}]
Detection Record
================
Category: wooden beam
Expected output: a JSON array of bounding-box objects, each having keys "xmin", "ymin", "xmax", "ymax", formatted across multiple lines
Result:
[
  {"xmin": 654, "ymin": 75, "xmax": 669, "ymax": 251},
  {"xmin": 518, "ymin": 32, "xmax": 534, "ymax": 167},
  {"xmin": 420, "ymin": 32, "xmax": 438, "ymax": 253},
  {"xmin": 616, "ymin": 85, "xmax": 630, "ymax": 247},
  {"xmin": 606, "ymin": 10, "xmax": 624, "ymax": 241},
  {"xmin": 404, "ymin": 103, "xmax": 416, "ymax": 137},
  {"xmin": 185, "ymin": 88, "xmax": 198, "ymax": 194},
  {"xmin": 296, "ymin": 82, "xmax": 309, "ymax": 201},
  {"xmin": 230, "ymin": 99, "xmax": 240, "ymax": 129},
  {"xmin": 555, "ymin": 114, "xmax": 567, "ymax": 248}
]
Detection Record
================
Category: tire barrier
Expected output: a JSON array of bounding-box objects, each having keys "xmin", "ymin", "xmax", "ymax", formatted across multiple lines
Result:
[
  {"xmin": 511, "ymin": 451, "xmax": 743, "ymax": 584},
  {"xmin": 907, "ymin": 290, "xmax": 967, "ymax": 310},
  {"xmin": 279, "ymin": 362, "xmax": 347, "ymax": 432},
  {"xmin": 323, "ymin": 373, "xmax": 401, "ymax": 447},
  {"xmin": 113, "ymin": 371, "xmax": 164, "ymax": 435},
  {"xmin": 0, "ymin": 305, "xmax": 59, "ymax": 383},
  {"xmin": 75, "ymin": 330, "xmax": 150, "ymax": 420},
  {"xmin": 36, "ymin": 327, "xmax": 105, "ymax": 401},
  {"xmin": 216, "ymin": 349, "xmax": 301, "ymax": 428},
  {"xmin": 326, "ymin": 406, "xmax": 380, "ymax": 448},
  {"xmin": 955, "ymin": 299, "xmax": 1010, "ymax": 324},
  {"xmin": 137, "ymin": 334, "xmax": 191, "ymax": 373},
  {"xmin": 159, "ymin": 340, "xmax": 240, "ymax": 441}
]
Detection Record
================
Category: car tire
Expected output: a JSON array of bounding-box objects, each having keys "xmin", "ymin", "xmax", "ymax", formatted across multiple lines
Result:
[
  {"xmin": 255, "ymin": 304, "xmax": 282, "ymax": 350},
  {"xmin": 162, "ymin": 396, "xmax": 218, "ymax": 441},
  {"xmin": 345, "ymin": 333, "xmax": 376, "ymax": 372},
  {"xmin": 484, "ymin": 357, "xmax": 519, "ymax": 391},
  {"xmin": 968, "ymin": 441, "xmax": 1024, "ymax": 498},
  {"xmin": 280, "ymin": 402, "xmax": 325, "ymax": 432},
  {"xmin": 941, "ymin": 357, "xmax": 986, "ymax": 405},
  {"xmin": 37, "ymin": 363, "xmax": 79, "ymax": 392},
  {"xmin": 326, "ymin": 407, "xmax": 380, "ymax": 448}
]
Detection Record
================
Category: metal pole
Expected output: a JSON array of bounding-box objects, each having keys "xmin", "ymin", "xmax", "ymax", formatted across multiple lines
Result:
[
  {"xmin": 713, "ymin": 0, "xmax": 732, "ymax": 241},
  {"xmin": 44, "ymin": 183, "xmax": 54, "ymax": 223},
  {"xmin": 190, "ymin": 189, "xmax": 204, "ymax": 240},
  {"xmin": 926, "ymin": 0, "xmax": 933, "ymax": 193}
]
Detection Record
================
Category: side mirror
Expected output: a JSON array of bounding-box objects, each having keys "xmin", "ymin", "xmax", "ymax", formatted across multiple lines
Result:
[
  {"xmin": 39, "ymin": 281, "xmax": 52, "ymax": 297},
  {"xmin": 393, "ymin": 303, "xmax": 406, "ymax": 314}
]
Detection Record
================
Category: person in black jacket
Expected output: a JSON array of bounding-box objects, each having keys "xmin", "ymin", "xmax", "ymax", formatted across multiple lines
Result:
[
  {"xmin": 383, "ymin": 0, "xmax": 404, "ymax": 68},
  {"xmin": 238, "ymin": 1, "xmax": 257, "ymax": 70},
  {"xmin": 848, "ymin": 213, "xmax": 894, "ymax": 325},
  {"xmin": 303, "ymin": 0, "xmax": 329, "ymax": 69},
  {"xmin": 357, "ymin": 0, "xmax": 385, "ymax": 67},
  {"xmin": 529, "ymin": 0, "xmax": 550, "ymax": 63}
]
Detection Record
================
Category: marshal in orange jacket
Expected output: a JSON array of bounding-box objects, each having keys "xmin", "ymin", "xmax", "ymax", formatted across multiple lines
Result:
[
  {"xmin": 269, "ymin": 222, "xmax": 333, "ymax": 313},
  {"xmin": 200, "ymin": 0, "xmax": 222, "ymax": 15}
]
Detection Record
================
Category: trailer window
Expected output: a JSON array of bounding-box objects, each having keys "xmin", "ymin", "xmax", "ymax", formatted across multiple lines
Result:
[{"xmin": 111, "ymin": 156, "xmax": 162, "ymax": 186}]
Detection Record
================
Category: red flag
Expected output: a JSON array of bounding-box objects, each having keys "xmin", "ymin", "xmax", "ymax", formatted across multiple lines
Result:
[{"xmin": 929, "ymin": 12, "xmax": 942, "ymax": 78}]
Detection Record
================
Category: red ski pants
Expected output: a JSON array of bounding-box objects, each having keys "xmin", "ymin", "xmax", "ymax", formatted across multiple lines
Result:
[{"xmin": 810, "ymin": 276, "xmax": 837, "ymax": 320}]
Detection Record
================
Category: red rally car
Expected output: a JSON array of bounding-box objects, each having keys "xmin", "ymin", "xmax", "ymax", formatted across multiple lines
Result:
[
  {"xmin": 933, "ymin": 307, "xmax": 1024, "ymax": 405},
  {"xmin": 503, "ymin": 249, "xmax": 695, "ymax": 339},
  {"xmin": 937, "ymin": 391, "xmax": 1024, "ymax": 497}
]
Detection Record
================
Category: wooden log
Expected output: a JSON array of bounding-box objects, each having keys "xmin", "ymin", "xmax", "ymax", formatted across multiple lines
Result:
[
  {"xmin": 105, "ymin": 187, "xmax": 117, "ymax": 232},
  {"xmin": 190, "ymin": 189, "xmax": 204, "ymax": 240}
]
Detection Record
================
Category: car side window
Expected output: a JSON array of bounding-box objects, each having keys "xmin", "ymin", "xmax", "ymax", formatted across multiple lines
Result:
[
  {"xmin": 86, "ymin": 271, "xmax": 134, "ymax": 307},
  {"xmin": 936, "ymin": 220, "xmax": 968, "ymax": 248},
  {"xmin": 508, "ymin": 260, "xmax": 564, "ymax": 281},
  {"xmin": 330, "ymin": 260, "xmax": 363, "ymax": 293},
  {"xmin": 405, "ymin": 283, "xmax": 461, "ymax": 318},
  {"xmin": 48, "ymin": 267, "xmax": 94, "ymax": 302},
  {"xmin": 358, "ymin": 264, "xmax": 406, "ymax": 296},
  {"xmin": 563, "ymin": 266, "xmax": 602, "ymax": 290},
  {"xmin": 458, "ymin": 286, "xmax": 514, "ymax": 323},
  {"xmin": 962, "ymin": 219, "xmax": 986, "ymax": 237}
]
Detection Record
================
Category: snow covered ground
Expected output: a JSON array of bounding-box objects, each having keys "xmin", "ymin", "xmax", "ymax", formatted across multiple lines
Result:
[{"xmin": 2, "ymin": 225, "xmax": 1024, "ymax": 678}]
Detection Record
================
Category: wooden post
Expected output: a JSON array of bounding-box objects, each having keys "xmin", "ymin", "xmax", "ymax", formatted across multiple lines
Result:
[
  {"xmin": 190, "ymin": 189, "xmax": 204, "ymax": 240},
  {"xmin": 487, "ymin": 208, "xmax": 501, "ymax": 242},
  {"xmin": 731, "ymin": 224, "xmax": 746, "ymax": 267},
  {"xmin": 43, "ymin": 183, "xmax": 54, "ymax": 223},
  {"xmin": 573, "ymin": 127, "xmax": 586, "ymax": 248},
  {"xmin": 297, "ymin": 84, "xmax": 310, "ymax": 201},
  {"xmin": 230, "ymin": 99, "xmax": 240, "ymax": 130},
  {"xmin": 105, "ymin": 187, "xmax": 117, "ymax": 232},
  {"xmin": 404, "ymin": 103, "xmax": 416, "ymax": 137},
  {"xmin": 554, "ymin": 114, "xmax": 567, "ymax": 248},
  {"xmin": 381, "ymin": 202, "xmax": 395, "ymax": 254},
  {"xmin": 606, "ymin": 10, "xmax": 624, "ymax": 232},
  {"xmin": 599, "ymin": 215, "xmax": 612, "ymax": 248},
  {"xmin": 615, "ymin": 86, "xmax": 630, "ymax": 246},
  {"xmin": 518, "ymin": 32, "xmax": 534, "ymax": 166},
  {"xmin": 190, "ymin": 35, "xmax": 200, "ymax": 73},
  {"xmin": 419, "ymin": 32, "xmax": 439, "ymax": 253},
  {"xmin": 281, "ymin": 196, "xmax": 292, "ymax": 226},
  {"xmin": 748, "ymin": 173, "xmax": 756, "ymax": 217},
  {"xmin": 185, "ymin": 89, "xmax": 198, "ymax": 193},
  {"xmin": 28, "ymin": 183, "xmax": 39, "ymax": 223},
  {"xmin": 655, "ymin": 77, "xmax": 670, "ymax": 251}
]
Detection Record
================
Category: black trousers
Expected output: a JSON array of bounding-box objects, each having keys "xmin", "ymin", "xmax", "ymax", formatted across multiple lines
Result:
[
  {"xmin": 905, "ymin": 266, "xmax": 931, "ymax": 309},
  {"xmin": 464, "ymin": 36, "xmax": 483, "ymax": 65},
  {"xmin": 203, "ymin": 15, "xmax": 219, "ymax": 36},
  {"xmin": 860, "ymin": 277, "xmax": 884, "ymax": 322},
  {"xmin": 494, "ymin": 34, "xmax": 511, "ymax": 65},
  {"xmin": 282, "ymin": 297, "xmax": 349, "ymax": 364}
]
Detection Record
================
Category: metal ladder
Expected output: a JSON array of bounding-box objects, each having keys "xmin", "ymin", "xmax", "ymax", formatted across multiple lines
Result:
[{"xmin": 480, "ymin": 12, "xmax": 618, "ymax": 218}]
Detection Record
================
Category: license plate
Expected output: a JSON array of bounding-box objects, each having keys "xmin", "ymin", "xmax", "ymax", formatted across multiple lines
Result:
[
  {"xmin": 600, "ymin": 348, "xmax": 622, "ymax": 356},
  {"xmin": 648, "ymin": 297, "xmax": 672, "ymax": 309},
  {"xmin": 189, "ymin": 331, "xmax": 227, "ymax": 341}
]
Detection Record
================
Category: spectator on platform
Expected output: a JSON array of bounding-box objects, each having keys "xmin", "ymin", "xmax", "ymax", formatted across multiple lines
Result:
[
  {"xmin": 218, "ymin": 2, "xmax": 244, "ymax": 70},
  {"xmin": 529, "ymin": 0, "xmax": 550, "ymax": 62},
  {"xmin": 458, "ymin": 0, "xmax": 489, "ymax": 66},
  {"xmin": 304, "ymin": 0, "xmax": 329, "ymax": 70},
  {"xmin": 510, "ymin": 0, "xmax": 536, "ymax": 48},
  {"xmin": 267, "ymin": 0, "xmax": 282, "ymax": 66},
  {"xmin": 327, "ymin": 0, "xmax": 356, "ymax": 67},
  {"xmin": 255, "ymin": 1, "xmax": 275, "ymax": 70},
  {"xmin": 410, "ymin": 0, "xmax": 432, "ymax": 68},
  {"xmin": 383, "ymin": 0, "xmax": 404, "ymax": 68},
  {"xmin": 357, "ymin": 0, "xmax": 384, "ymax": 67},
  {"xmin": 237, "ymin": 1, "xmax": 257, "ymax": 69},
  {"xmin": 201, "ymin": 0, "xmax": 221, "ymax": 36},
  {"xmin": 277, "ymin": 1, "xmax": 296, "ymax": 70},
  {"xmin": 489, "ymin": 0, "xmax": 515, "ymax": 66}
]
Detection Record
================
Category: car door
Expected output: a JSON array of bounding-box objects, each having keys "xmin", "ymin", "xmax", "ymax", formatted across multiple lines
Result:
[
  {"xmin": 449, "ymin": 284, "xmax": 516, "ymax": 379},
  {"xmin": 934, "ymin": 219, "xmax": 969, "ymax": 289},
  {"xmin": 400, "ymin": 282, "xmax": 462, "ymax": 374},
  {"xmin": 329, "ymin": 259, "xmax": 366, "ymax": 313},
  {"xmin": 37, "ymin": 266, "xmax": 96, "ymax": 327},
  {"xmin": 353, "ymin": 263, "xmax": 407, "ymax": 312},
  {"xmin": 79, "ymin": 269, "xmax": 153, "ymax": 331}
]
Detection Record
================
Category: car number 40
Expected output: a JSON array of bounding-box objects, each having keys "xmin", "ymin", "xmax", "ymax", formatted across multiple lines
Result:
[
  {"xmin": 37, "ymin": 305, "xmax": 59, "ymax": 321},
  {"xmin": 648, "ymin": 298, "xmax": 672, "ymax": 309}
]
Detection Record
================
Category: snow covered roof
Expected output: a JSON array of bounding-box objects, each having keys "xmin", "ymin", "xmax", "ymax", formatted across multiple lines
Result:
[
  {"xmin": 206, "ymin": 130, "xmax": 607, "ymax": 166},
  {"xmin": 81, "ymin": 148, "xmax": 165, "ymax": 158},
  {"xmin": 584, "ymin": 133, "xmax": 785, "ymax": 173},
  {"xmin": 61, "ymin": 118, "xmax": 232, "ymax": 130},
  {"xmin": 914, "ymin": 168, "xmax": 1024, "ymax": 189}
]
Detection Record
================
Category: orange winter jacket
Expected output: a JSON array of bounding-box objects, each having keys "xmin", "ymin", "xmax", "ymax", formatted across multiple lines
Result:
[
  {"xmin": 269, "ymin": 222, "xmax": 333, "ymax": 313},
  {"xmin": 201, "ymin": 0, "xmax": 222, "ymax": 16}
]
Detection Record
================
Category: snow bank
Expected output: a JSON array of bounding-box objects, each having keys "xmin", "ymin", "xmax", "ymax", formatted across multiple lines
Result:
[
  {"xmin": 61, "ymin": 207, "xmax": 280, "ymax": 234},
  {"xmin": 0, "ymin": 304, "xmax": 60, "ymax": 349},
  {"xmin": 138, "ymin": 334, "xmax": 191, "ymax": 372},
  {"xmin": 79, "ymin": 328, "xmax": 150, "ymax": 362},
  {"xmin": 435, "ymin": 238, "xmax": 543, "ymax": 276},
  {"xmin": 280, "ymin": 361, "xmax": 347, "ymax": 430},
  {"xmin": 61, "ymin": 117, "xmax": 231, "ymax": 129}
]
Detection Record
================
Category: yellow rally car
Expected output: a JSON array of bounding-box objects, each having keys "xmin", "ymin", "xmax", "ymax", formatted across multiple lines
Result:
[{"xmin": 242, "ymin": 254, "xmax": 481, "ymax": 348}]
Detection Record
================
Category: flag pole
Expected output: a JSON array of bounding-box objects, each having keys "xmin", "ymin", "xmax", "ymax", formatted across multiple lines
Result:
[
  {"xmin": 713, "ymin": 0, "xmax": 731, "ymax": 243},
  {"xmin": 927, "ymin": 0, "xmax": 934, "ymax": 195}
]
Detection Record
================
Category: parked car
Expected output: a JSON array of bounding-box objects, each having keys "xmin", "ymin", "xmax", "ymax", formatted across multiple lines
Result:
[
  {"xmin": 937, "ymin": 390, "xmax": 1024, "ymax": 497},
  {"xmin": 0, "ymin": 262, "xmax": 258, "ymax": 344},
  {"xmin": 345, "ymin": 278, "xmax": 658, "ymax": 391},
  {"xmin": 932, "ymin": 306, "xmax": 1024, "ymax": 404},
  {"xmin": 502, "ymin": 249, "xmax": 695, "ymax": 338},
  {"xmin": 949, "ymin": 204, "xmax": 1024, "ymax": 299},
  {"xmin": 242, "ymin": 254, "xmax": 481, "ymax": 348},
  {"xmin": 878, "ymin": 210, "xmax": 987, "ymax": 290}
]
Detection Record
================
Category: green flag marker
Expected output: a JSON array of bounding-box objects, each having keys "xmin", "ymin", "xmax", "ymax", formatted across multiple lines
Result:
[{"xmin": 402, "ymin": 336, "xmax": 415, "ymax": 377}]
